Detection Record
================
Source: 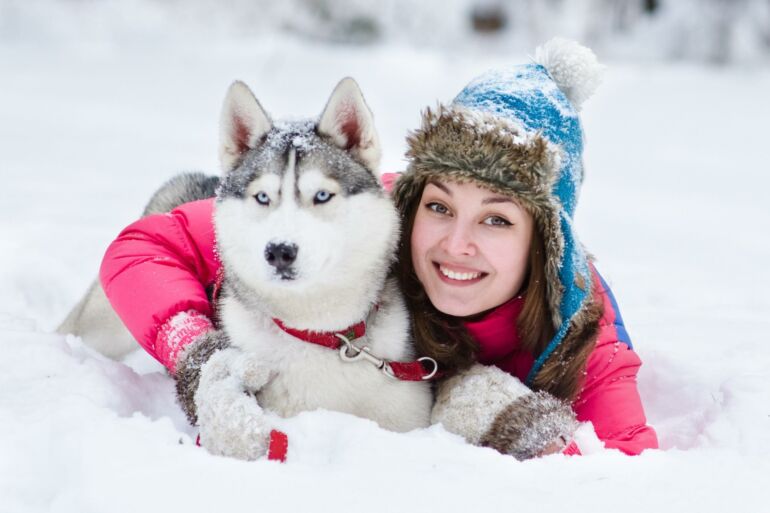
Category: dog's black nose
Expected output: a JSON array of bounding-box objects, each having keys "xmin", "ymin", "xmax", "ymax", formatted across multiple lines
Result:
[{"xmin": 265, "ymin": 242, "xmax": 298, "ymax": 269}]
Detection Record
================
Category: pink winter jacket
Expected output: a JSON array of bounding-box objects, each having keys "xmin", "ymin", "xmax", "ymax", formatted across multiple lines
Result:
[
  {"xmin": 100, "ymin": 180, "xmax": 658, "ymax": 456},
  {"xmin": 463, "ymin": 273, "xmax": 658, "ymax": 456}
]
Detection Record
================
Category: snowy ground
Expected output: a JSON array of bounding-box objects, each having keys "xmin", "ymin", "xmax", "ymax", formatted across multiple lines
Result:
[{"xmin": 1, "ymin": 27, "xmax": 769, "ymax": 513}]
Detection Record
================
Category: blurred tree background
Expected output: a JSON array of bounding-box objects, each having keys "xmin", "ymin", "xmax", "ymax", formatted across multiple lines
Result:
[{"xmin": 1, "ymin": 0, "xmax": 768, "ymax": 64}]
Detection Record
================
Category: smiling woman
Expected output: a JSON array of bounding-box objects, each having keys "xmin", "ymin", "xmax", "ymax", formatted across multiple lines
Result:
[{"xmin": 390, "ymin": 38, "xmax": 658, "ymax": 458}]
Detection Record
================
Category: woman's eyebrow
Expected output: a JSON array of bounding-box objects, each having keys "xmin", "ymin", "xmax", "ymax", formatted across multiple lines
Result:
[
  {"xmin": 427, "ymin": 180, "xmax": 451, "ymax": 195},
  {"xmin": 482, "ymin": 196, "xmax": 515, "ymax": 205}
]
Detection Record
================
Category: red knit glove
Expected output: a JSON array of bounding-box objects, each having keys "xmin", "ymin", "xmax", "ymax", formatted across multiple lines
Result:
[{"xmin": 155, "ymin": 310, "xmax": 215, "ymax": 373}]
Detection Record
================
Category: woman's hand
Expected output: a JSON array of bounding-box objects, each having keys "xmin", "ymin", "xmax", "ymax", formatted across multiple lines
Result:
[{"xmin": 431, "ymin": 364, "xmax": 578, "ymax": 460}]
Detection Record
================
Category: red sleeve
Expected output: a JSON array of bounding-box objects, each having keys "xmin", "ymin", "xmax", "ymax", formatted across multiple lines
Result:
[
  {"xmin": 99, "ymin": 198, "xmax": 220, "ymax": 367},
  {"xmin": 572, "ymin": 334, "xmax": 658, "ymax": 455}
]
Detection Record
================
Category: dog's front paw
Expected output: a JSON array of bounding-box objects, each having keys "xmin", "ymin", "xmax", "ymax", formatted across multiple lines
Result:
[
  {"xmin": 194, "ymin": 349, "xmax": 271, "ymax": 460},
  {"xmin": 227, "ymin": 351, "xmax": 274, "ymax": 393},
  {"xmin": 432, "ymin": 364, "xmax": 577, "ymax": 460}
]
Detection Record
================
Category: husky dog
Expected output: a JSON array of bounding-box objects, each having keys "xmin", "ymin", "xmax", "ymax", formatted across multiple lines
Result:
[{"xmin": 60, "ymin": 78, "xmax": 433, "ymax": 459}]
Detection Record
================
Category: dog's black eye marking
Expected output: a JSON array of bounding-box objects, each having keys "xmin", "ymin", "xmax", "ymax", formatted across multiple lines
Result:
[
  {"xmin": 313, "ymin": 190, "xmax": 335, "ymax": 205},
  {"xmin": 255, "ymin": 191, "xmax": 271, "ymax": 206}
]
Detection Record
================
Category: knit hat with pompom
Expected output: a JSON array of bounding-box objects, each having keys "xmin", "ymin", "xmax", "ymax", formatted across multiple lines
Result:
[{"xmin": 392, "ymin": 38, "xmax": 605, "ymax": 386}]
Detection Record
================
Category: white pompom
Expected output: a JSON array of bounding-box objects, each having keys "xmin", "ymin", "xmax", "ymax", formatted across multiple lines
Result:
[{"xmin": 534, "ymin": 37, "xmax": 605, "ymax": 110}]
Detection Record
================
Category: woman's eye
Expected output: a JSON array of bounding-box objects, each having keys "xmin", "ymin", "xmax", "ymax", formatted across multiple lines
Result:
[
  {"xmin": 484, "ymin": 216, "xmax": 511, "ymax": 227},
  {"xmin": 314, "ymin": 190, "xmax": 335, "ymax": 205},
  {"xmin": 255, "ymin": 192, "xmax": 270, "ymax": 206},
  {"xmin": 427, "ymin": 202, "xmax": 449, "ymax": 215}
]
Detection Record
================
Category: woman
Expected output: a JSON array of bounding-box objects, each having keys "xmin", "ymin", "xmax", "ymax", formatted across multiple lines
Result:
[
  {"xmin": 384, "ymin": 38, "xmax": 658, "ymax": 457},
  {"xmin": 99, "ymin": 39, "xmax": 657, "ymax": 459}
]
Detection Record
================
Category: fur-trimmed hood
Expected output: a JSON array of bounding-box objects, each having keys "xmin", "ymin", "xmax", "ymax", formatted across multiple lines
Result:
[{"xmin": 392, "ymin": 38, "xmax": 605, "ymax": 386}]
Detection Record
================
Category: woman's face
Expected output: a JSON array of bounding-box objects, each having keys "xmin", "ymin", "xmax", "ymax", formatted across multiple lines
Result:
[{"xmin": 410, "ymin": 179, "xmax": 534, "ymax": 317}]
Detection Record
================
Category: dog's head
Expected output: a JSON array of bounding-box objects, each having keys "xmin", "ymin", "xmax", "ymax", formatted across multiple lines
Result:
[{"xmin": 214, "ymin": 78, "xmax": 399, "ymax": 319}]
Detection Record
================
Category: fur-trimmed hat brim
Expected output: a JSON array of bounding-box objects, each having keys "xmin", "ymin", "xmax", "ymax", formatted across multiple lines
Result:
[{"xmin": 392, "ymin": 104, "xmax": 566, "ymax": 329}]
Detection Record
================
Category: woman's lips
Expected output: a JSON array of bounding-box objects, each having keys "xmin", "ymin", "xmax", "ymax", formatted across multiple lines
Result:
[{"xmin": 433, "ymin": 262, "xmax": 487, "ymax": 285}]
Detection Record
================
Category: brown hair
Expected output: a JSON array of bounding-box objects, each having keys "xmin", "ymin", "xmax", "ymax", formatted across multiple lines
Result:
[{"xmin": 396, "ymin": 181, "xmax": 602, "ymax": 401}]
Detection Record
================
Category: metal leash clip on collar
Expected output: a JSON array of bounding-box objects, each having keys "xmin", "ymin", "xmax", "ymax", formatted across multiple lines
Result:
[{"xmin": 336, "ymin": 333, "xmax": 438, "ymax": 380}]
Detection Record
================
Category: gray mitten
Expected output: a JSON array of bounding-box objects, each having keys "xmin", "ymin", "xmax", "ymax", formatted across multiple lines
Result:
[
  {"xmin": 175, "ymin": 331, "xmax": 274, "ymax": 460},
  {"xmin": 431, "ymin": 364, "xmax": 577, "ymax": 460}
]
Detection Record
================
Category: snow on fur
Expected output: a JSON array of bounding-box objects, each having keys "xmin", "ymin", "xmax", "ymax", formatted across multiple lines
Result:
[{"xmin": 533, "ymin": 37, "xmax": 605, "ymax": 110}]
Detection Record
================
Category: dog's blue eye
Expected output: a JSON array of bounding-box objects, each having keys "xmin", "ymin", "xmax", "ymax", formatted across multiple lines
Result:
[
  {"xmin": 255, "ymin": 192, "xmax": 270, "ymax": 206},
  {"xmin": 314, "ymin": 190, "xmax": 334, "ymax": 205}
]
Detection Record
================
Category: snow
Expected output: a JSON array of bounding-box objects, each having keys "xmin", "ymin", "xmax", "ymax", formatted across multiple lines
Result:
[{"xmin": 2, "ymin": 13, "xmax": 770, "ymax": 513}]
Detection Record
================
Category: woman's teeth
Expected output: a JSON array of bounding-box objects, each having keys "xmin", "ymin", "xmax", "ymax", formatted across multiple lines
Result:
[{"xmin": 439, "ymin": 265, "xmax": 482, "ymax": 281}]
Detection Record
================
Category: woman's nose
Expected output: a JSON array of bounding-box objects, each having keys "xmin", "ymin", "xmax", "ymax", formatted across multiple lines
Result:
[{"xmin": 441, "ymin": 221, "xmax": 476, "ymax": 256}]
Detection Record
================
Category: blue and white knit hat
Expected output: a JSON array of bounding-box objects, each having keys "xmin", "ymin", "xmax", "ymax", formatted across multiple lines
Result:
[{"xmin": 392, "ymin": 38, "xmax": 605, "ymax": 385}]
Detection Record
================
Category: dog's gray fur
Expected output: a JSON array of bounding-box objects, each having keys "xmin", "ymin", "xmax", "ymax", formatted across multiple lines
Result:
[
  {"xmin": 142, "ymin": 172, "xmax": 220, "ymax": 216},
  {"xmin": 217, "ymin": 120, "xmax": 380, "ymax": 201}
]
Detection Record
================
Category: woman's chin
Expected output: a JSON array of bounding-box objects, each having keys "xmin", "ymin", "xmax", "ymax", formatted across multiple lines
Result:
[{"xmin": 429, "ymin": 296, "xmax": 485, "ymax": 318}]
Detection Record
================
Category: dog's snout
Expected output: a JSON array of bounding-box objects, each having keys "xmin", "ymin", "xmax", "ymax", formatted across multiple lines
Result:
[{"xmin": 265, "ymin": 242, "xmax": 298, "ymax": 269}]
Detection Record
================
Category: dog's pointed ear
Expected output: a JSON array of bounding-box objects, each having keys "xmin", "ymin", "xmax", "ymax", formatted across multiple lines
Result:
[
  {"xmin": 219, "ymin": 81, "xmax": 273, "ymax": 173},
  {"xmin": 317, "ymin": 77, "xmax": 381, "ymax": 171}
]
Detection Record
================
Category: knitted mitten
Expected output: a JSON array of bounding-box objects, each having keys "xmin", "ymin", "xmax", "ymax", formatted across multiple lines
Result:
[
  {"xmin": 431, "ymin": 364, "xmax": 578, "ymax": 460},
  {"xmin": 174, "ymin": 326, "xmax": 274, "ymax": 460}
]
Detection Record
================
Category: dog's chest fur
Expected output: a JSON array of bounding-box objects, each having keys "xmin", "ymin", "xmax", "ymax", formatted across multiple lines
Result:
[{"xmin": 218, "ymin": 278, "xmax": 432, "ymax": 432}]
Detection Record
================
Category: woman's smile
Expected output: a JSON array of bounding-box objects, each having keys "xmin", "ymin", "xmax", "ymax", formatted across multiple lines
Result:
[{"xmin": 434, "ymin": 262, "xmax": 487, "ymax": 284}]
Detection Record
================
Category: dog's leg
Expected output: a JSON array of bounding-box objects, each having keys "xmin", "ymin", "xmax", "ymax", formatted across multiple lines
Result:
[
  {"xmin": 177, "ymin": 331, "xmax": 274, "ymax": 460},
  {"xmin": 56, "ymin": 280, "xmax": 137, "ymax": 358}
]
